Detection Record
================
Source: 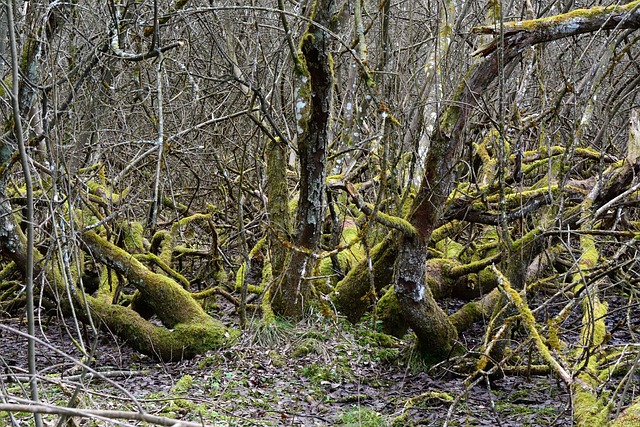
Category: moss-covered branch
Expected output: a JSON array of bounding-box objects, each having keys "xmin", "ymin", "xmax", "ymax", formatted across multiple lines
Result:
[
  {"xmin": 493, "ymin": 265, "xmax": 573, "ymax": 386},
  {"xmin": 473, "ymin": 1, "xmax": 640, "ymax": 56}
]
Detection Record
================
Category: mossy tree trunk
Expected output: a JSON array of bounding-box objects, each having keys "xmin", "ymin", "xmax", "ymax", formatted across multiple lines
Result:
[
  {"xmin": 265, "ymin": 138, "xmax": 291, "ymax": 299},
  {"xmin": 271, "ymin": 0, "xmax": 334, "ymax": 318}
]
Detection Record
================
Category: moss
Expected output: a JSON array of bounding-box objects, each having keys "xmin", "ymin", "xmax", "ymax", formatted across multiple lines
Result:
[
  {"xmin": 511, "ymin": 227, "xmax": 541, "ymax": 253},
  {"xmin": 333, "ymin": 236, "xmax": 396, "ymax": 322},
  {"xmin": 171, "ymin": 374, "xmax": 194, "ymax": 394},
  {"xmin": 377, "ymin": 286, "xmax": 409, "ymax": 338},
  {"xmin": 449, "ymin": 300, "xmax": 481, "ymax": 333},
  {"xmin": 430, "ymin": 220, "xmax": 461, "ymax": 243},
  {"xmin": 573, "ymin": 380, "xmax": 610, "ymax": 427},
  {"xmin": 158, "ymin": 229, "xmax": 175, "ymax": 265},
  {"xmin": 86, "ymin": 181, "xmax": 127, "ymax": 205},
  {"xmin": 300, "ymin": 363, "xmax": 343, "ymax": 385},
  {"xmin": 316, "ymin": 222, "xmax": 364, "ymax": 289},
  {"xmin": 473, "ymin": 129, "xmax": 504, "ymax": 185},
  {"xmin": 269, "ymin": 350, "xmax": 285, "ymax": 368},
  {"xmin": 87, "ymin": 297, "xmax": 238, "ymax": 361},
  {"xmin": 374, "ymin": 211, "xmax": 418, "ymax": 237},
  {"xmin": 546, "ymin": 318, "xmax": 565, "ymax": 351},
  {"xmin": 579, "ymin": 296, "xmax": 608, "ymax": 351},
  {"xmin": 292, "ymin": 337, "xmax": 322, "ymax": 357},
  {"xmin": 494, "ymin": 266, "xmax": 571, "ymax": 384},
  {"xmin": 266, "ymin": 138, "xmax": 292, "ymax": 279},
  {"xmin": 150, "ymin": 229, "xmax": 167, "ymax": 254},
  {"xmin": 579, "ymin": 235, "xmax": 598, "ymax": 270},
  {"xmin": 425, "ymin": 258, "xmax": 460, "ymax": 300},
  {"xmin": 339, "ymin": 407, "xmax": 387, "ymax": 427},
  {"xmin": 120, "ymin": 221, "xmax": 146, "ymax": 254},
  {"xmin": 406, "ymin": 390, "xmax": 454, "ymax": 408},
  {"xmin": 83, "ymin": 230, "xmax": 214, "ymax": 327},
  {"xmin": 159, "ymin": 213, "xmax": 215, "ymax": 267},
  {"xmin": 235, "ymin": 263, "xmax": 246, "ymax": 291},
  {"xmin": 435, "ymin": 237, "xmax": 464, "ymax": 259},
  {"xmin": 611, "ymin": 399, "xmax": 640, "ymax": 427},
  {"xmin": 261, "ymin": 288, "xmax": 276, "ymax": 325},
  {"xmin": 135, "ymin": 253, "xmax": 190, "ymax": 289},
  {"xmin": 500, "ymin": 1, "xmax": 640, "ymax": 33}
]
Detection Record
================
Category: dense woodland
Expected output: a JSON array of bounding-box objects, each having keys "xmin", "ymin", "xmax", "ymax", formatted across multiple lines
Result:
[{"xmin": 1, "ymin": 0, "xmax": 640, "ymax": 425}]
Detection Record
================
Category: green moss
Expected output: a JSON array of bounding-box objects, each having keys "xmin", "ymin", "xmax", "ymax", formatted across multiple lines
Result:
[
  {"xmin": 511, "ymin": 227, "xmax": 541, "ymax": 253},
  {"xmin": 505, "ymin": 1, "xmax": 640, "ymax": 33},
  {"xmin": 86, "ymin": 181, "xmax": 127, "ymax": 204},
  {"xmin": 573, "ymin": 381, "xmax": 610, "ymax": 427},
  {"xmin": 87, "ymin": 297, "xmax": 238, "ymax": 361},
  {"xmin": 120, "ymin": 221, "xmax": 146, "ymax": 253},
  {"xmin": 316, "ymin": 222, "xmax": 364, "ymax": 289},
  {"xmin": 0, "ymin": 75, "xmax": 13, "ymax": 98},
  {"xmin": 171, "ymin": 374, "xmax": 194, "ymax": 394},
  {"xmin": 450, "ymin": 284, "xmax": 500, "ymax": 334},
  {"xmin": 269, "ymin": 350, "xmax": 285, "ymax": 368},
  {"xmin": 579, "ymin": 235, "xmax": 598, "ymax": 269},
  {"xmin": 356, "ymin": 324, "xmax": 399, "ymax": 348},
  {"xmin": 134, "ymin": 253, "xmax": 190, "ymax": 289},
  {"xmin": 495, "ymin": 266, "xmax": 570, "ymax": 385},
  {"xmin": 339, "ymin": 407, "xmax": 387, "ymax": 427},
  {"xmin": 235, "ymin": 263, "xmax": 246, "ymax": 290},
  {"xmin": 430, "ymin": 220, "xmax": 461, "ymax": 243},
  {"xmin": 406, "ymin": 391, "xmax": 454, "ymax": 408},
  {"xmin": 301, "ymin": 363, "xmax": 343, "ymax": 385},
  {"xmin": 292, "ymin": 337, "xmax": 322, "ymax": 357},
  {"xmin": 435, "ymin": 237, "xmax": 464, "ymax": 259},
  {"xmin": 95, "ymin": 265, "xmax": 119, "ymax": 303},
  {"xmin": 611, "ymin": 399, "xmax": 640, "ymax": 427},
  {"xmin": 333, "ymin": 236, "xmax": 396, "ymax": 322},
  {"xmin": 374, "ymin": 211, "xmax": 417, "ymax": 237}
]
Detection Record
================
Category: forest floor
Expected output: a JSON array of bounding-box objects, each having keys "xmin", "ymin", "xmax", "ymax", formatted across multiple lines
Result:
[{"xmin": 0, "ymin": 299, "xmax": 575, "ymax": 427}]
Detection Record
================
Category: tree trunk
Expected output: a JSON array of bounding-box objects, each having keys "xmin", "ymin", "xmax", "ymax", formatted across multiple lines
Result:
[{"xmin": 271, "ymin": 0, "xmax": 334, "ymax": 318}]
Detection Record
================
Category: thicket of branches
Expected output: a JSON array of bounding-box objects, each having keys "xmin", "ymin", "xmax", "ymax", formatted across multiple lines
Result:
[{"xmin": 1, "ymin": 0, "xmax": 640, "ymax": 425}]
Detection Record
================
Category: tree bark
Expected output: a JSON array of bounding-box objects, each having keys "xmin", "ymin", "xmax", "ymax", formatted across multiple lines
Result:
[{"xmin": 271, "ymin": 0, "xmax": 334, "ymax": 318}]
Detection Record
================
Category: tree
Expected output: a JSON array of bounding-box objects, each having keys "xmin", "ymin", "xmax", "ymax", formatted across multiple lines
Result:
[{"xmin": 269, "ymin": 0, "xmax": 334, "ymax": 318}]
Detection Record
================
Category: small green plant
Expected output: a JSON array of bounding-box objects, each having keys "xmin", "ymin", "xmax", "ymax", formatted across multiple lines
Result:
[
  {"xmin": 250, "ymin": 318, "xmax": 295, "ymax": 346},
  {"xmin": 301, "ymin": 363, "xmax": 339, "ymax": 384},
  {"xmin": 339, "ymin": 406, "xmax": 387, "ymax": 426}
]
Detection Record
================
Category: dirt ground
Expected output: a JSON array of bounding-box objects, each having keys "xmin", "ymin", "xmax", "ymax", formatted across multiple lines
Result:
[{"xmin": 0, "ymin": 298, "xmax": 575, "ymax": 427}]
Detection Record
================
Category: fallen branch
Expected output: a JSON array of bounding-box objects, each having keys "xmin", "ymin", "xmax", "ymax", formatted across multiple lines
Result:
[
  {"xmin": 0, "ymin": 403, "xmax": 208, "ymax": 427},
  {"xmin": 493, "ymin": 265, "xmax": 574, "ymax": 386}
]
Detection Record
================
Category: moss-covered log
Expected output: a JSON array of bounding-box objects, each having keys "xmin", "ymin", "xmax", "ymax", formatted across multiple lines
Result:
[
  {"xmin": 86, "ymin": 297, "xmax": 235, "ymax": 360},
  {"xmin": 0, "ymin": 186, "xmax": 237, "ymax": 361},
  {"xmin": 332, "ymin": 235, "xmax": 395, "ymax": 322},
  {"xmin": 82, "ymin": 230, "xmax": 213, "ymax": 328}
]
